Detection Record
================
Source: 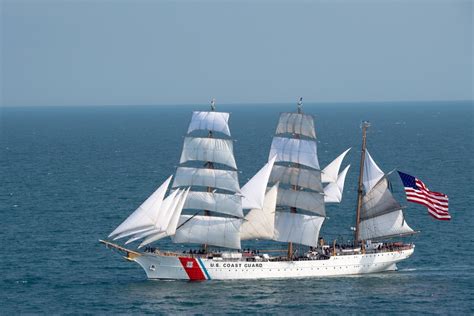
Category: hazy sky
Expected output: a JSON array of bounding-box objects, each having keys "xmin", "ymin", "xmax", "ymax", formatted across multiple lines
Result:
[{"xmin": 1, "ymin": 0, "xmax": 472, "ymax": 106}]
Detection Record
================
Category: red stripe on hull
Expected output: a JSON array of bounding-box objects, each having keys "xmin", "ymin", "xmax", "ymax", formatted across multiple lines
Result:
[{"xmin": 178, "ymin": 257, "xmax": 206, "ymax": 281}]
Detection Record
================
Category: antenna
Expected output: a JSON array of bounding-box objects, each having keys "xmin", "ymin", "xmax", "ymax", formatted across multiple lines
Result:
[
  {"xmin": 297, "ymin": 97, "xmax": 303, "ymax": 113},
  {"xmin": 210, "ymin": 98, "xmax": 216, "ymax": 111}
]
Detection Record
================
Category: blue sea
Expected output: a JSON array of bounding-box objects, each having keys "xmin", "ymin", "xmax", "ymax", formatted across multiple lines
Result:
[{"xmin": 1, "ymin": 101, "xmax": 473, "ymax": 314}]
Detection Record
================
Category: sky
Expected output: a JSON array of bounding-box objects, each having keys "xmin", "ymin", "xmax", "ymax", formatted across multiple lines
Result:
[{"xmin": 1, "ymin": 0, "xmax": 472, "ymax": 106}]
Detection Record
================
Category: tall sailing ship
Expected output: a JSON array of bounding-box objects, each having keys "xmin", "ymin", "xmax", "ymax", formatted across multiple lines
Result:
[{"xmin": 100, "ymin": 99, "xmax": 416, "ymax": 280}]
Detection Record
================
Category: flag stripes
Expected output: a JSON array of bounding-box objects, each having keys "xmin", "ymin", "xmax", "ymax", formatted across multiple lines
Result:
[{"xmin": 398, "ymin": 171, "xmax": 451, "ymax": 221}]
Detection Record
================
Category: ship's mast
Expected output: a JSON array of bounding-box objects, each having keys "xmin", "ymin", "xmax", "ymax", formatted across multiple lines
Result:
[
  {"xmin": 354, "ymin": 121, "xmax": 370, "ymax": 247},
  {"xmin": 202, "ymin": 98, "xmax": 217, "ymax": 253},
  {"xmin": 287, "ymin": 97, "xmax": 304, "ymax": 260}
]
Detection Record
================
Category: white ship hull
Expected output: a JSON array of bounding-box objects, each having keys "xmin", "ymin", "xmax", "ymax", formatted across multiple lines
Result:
[{"xmin": 133, "ymin": 247, "xmax": 414, "ymax": 280}]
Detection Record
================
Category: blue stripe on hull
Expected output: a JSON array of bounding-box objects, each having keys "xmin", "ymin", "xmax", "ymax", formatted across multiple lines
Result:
[{"xmin": 197, "ymin": 258, "xmax": 211, "ymax": 280}]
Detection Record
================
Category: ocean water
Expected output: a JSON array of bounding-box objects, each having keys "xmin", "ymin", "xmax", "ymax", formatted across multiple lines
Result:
[{"xmin": 0, "ymin": 101, "xmax": 473, "ymax": 314}]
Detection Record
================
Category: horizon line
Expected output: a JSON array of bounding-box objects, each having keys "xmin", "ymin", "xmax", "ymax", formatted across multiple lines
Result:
[{"xmin": 1, "ymin": 99, "xmax": 472, "ymax": 108}]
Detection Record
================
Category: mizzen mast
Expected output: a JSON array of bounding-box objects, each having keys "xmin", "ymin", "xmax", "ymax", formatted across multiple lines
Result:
[{"xmin": 354, "ymin": 121, "xmax": 370, "ymax": 247}]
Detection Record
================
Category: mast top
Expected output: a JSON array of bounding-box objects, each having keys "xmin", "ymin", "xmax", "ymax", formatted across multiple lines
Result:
[
  {"xmin": 210, "ymin": 98, "xmax": 216, "ymax": 111},
  {"xmin": 361, "ymin": 120, "xmax": 371, "ymax": 130},
  {"xmin": 297, "ymin": 97, "xmax": 303, "ymax": 114}
]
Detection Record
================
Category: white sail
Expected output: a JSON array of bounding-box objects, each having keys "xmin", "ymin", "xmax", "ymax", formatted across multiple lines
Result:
[
  {"xmin": 363, "ymin": 150, "xmax": 385, "ymax": 192},
  {"xmin": 137, "ymin": 188, "xmax": 190, "ymax": 248},
  {"xmin": 171, "ymin": 215, "xmax": 242, "ymax": 249},
  {"xmin": 180, "ymin": 137, "xmax": 237, "ymax": 169},
  {"xmin": 321, "ymin": 148, "xmax": 351, "ymax": 183},
  {"xmin": 277, "ymin": 188, "xmax": 325, "ymax": 216},
  {"xmin": 108, "ymin": 176, "xmax": 173, "ymax": 238},
  {"xmin": 138, "ymin": 231, "xmax": 167, "ymax": 248},
  {"xmin": 125, "ymin": 229, "xmax": 160, "ymax": 245},
  {"xmin": 187, "ymin": 111, "xmax": 231, "ymax": 136},
  {"xmin": 240, "ymin": 184, "xmax": 278, "ymax": 240},
  {"xmin": 275, "ymin": 112, "xmax": 316, "ymax": 139},
  {"xmin": 269, "ymin": 165, "xmax": 323, "ymax": 192},
  {"xmin": 269, "ymin": 137, "xmax": 320, "ymax": 170},
  {"xmin": 274, "ymin": 212, "xmax": 325, "ymax": 247},
  {"xmin": 240, "ymin": 155, "xmax": 276, "ymax": 209},
  {"xmin": 151, "ymin": 189, "xmax": 181, "ymax": 231},
  {"xmin": 173, "ymin": 167, "xmax": 241, "ymax": 193},
  {"xmin": 166, "ymin": 188, "xmax": 190, "ymax": 235},
  {"xmin": 183, "ymin": 191, "xmax": 243, "ymax": 217},
  {"xmin": 112, "ymin": 187, "xmax": 176, "ymax": 241},
  {"xmin": 125, "ymin": 189, "xmax": 183, "ymax": 244},
  {"xmin": 361, "ymin": 177, "xmax": 401, "ymax": 220},
  {"xmin": 324, "ymin": 165, "xmax": 350, "ymax": 203},
  {"xmin": 112, "ymin": 226, "xmax": 155, "ymax": 241},
  {"xmin": 359, "ymin": 209, "xmax": 415, "ymax": 240}
]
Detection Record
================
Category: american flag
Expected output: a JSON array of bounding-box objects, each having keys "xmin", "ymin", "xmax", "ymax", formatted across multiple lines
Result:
[{"xmin": 398, "ymin": 171, "xmax": 451, "ymax": 221}]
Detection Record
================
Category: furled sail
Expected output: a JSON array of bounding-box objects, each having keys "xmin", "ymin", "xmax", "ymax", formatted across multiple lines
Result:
[
  {"xmin": 240, "ymin": 184, "xmax": 278, "ymax": 240},
  {"xmin": 359, "ymin": 210, "xmax": 415, "ymax": 240},
  {"xmin": 324, "ymin": 165, "xmax": 350, "ymax": 203},
  {"xmin": 321, "ymin": 148, "xmax": 351, "ymax": 183},
  {"xmin": 269, "ymin": 165, "xmax": 323, "ymax": 192},
  {"xmin": 187, "ymin": 111, "xmax": 231, "ymax": 136},
  {"xmin": 269, "ymin": 137, "xmax": 320, "ymax": 170},
  {"xmin": 363, "ymin": 150, "xmax": 385, "ymax": 192},
  {"xmin": 108, "ymin": 176, "xmax": 173, "ymax": 238},
  {"xmin": 183, "ymin": 191, "xmax": 243, "ymax": 217},
  {"xmin": 180, "ymin": 137, "xmax": 237, "ymax": 169},
  {"xmin": 275, "ymin": 112, "xmax": 316, "ymax": 139},
  {"xmin": 273, "ymin": 212, "xmax": 325, "ymax": 247},
  {"xmin": 172, "ymin": 215, "xmax": 242, "ymax": 249},
  {"xmin": 172, "ymin": 167, "xmax": 240, "ymax": 193},
  {"xmin": 240, "ymin": 155, "xmax": 276, "ymax": 209},
  {"xmin": 277, "ymin": 188, "xmax": 325, "ymax": 217}
]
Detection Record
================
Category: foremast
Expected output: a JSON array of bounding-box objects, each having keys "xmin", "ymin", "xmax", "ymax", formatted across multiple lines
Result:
[
  {"xmin": 171, "ymin": 98, "xmax": 244, "ymax": 250},
  {"xmin": 203, "ymin": 98, "xmax": 216, "ymax": 252}
]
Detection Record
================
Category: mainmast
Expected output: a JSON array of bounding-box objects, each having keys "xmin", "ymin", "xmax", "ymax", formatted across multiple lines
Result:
[
  {"xmin": 287, "ymin": 97, "xmax": 303, "ymax": 259},
  {"xmin": 354, "ymin": 121, "xmax": 370, "ymax": 247},
  {"xmin": 268, "ymin": 97, "xmax": 325, "ymax": 258}
]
